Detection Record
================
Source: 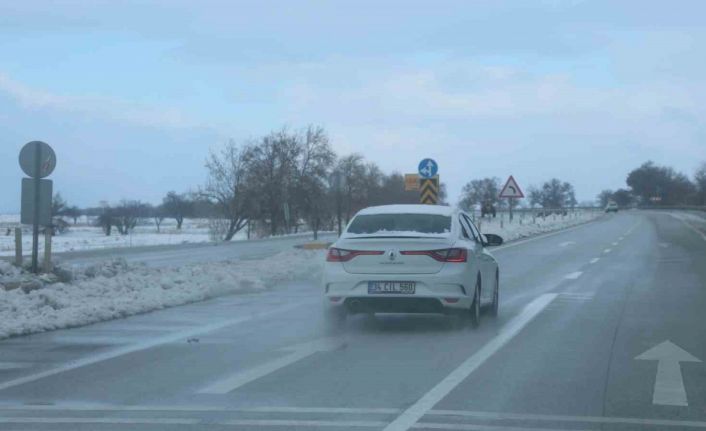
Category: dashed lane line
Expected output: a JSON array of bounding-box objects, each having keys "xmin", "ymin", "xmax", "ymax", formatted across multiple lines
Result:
[
  {"xmin": 603, "ymin": 248, "xmax": 612, "ymax": 253},
  {"xmin": 589, "ymin": 258, "xmax": 599, "ymax": 264},
  {"xmin": 564, "ymin": 271, "xmax": 582, "ymax": 280}
]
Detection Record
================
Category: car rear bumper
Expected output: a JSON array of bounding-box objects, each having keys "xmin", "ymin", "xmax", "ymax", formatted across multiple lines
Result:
[{"xmin": 323, "ymin": 264, "xmax": 473, "ymax": 312}]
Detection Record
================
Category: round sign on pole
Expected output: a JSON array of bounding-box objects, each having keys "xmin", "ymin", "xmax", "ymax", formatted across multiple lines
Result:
[
  {"xmin": 418, "ymin": 158, "xmax": 438, "ymax": 179},
  {"xmin": 19, "ymin": 141, "xmax": 56, "ymax": 178}
]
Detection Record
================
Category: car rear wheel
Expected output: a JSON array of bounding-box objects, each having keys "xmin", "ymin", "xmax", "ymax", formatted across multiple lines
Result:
[
  {"xmin": 490, "ymin": 271, "xmax": 499, "ymax": 317},
  {"xmin": 470, "ymin": 276, "xmax": 481, "ymax": 328}
]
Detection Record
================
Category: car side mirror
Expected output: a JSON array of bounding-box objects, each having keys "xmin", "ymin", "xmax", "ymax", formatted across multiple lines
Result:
[{"xmin": 483, "ymin": 233, "xmax": 503, "ymax": 247}]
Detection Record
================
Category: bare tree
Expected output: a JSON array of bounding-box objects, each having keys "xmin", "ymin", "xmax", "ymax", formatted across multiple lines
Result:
[
  {"xmin": 64, "ymin": 206, "xmax": 82, "ymax": 224},
  {"xmin": 96, "ymin": 202, "xmax": 114, "ymax": 236},
  {"xmin": 245, "ymin": 128, "xmax": 302, "ymax": 235},
  {"xmin": 203, "ymin": 141, "xmax": 252, "ymax": 241},
  {"xmin": 597, "ymin": 189, "xmax": 614, "ymax": 207},
  {"xmin": 162, "ymin": 191, "xmax": 193, "ymax": 229},
  {"xmin": 113, "ymin": 200, "xmax": 148, "ymax": 235},
  {"xmin": 151, "ymin": 204, "xmax": 167, "ymax": 232},
  {"xmin": 293, "ymin": 126, "xmax": 335, "ymax": 239},
  {"xmin": 694, "ymin": 162, "xmax": 706, "ymax": 205},
  {"xmin": 458, "ymin": 178, "xmax": 501, "ymax": 212}
]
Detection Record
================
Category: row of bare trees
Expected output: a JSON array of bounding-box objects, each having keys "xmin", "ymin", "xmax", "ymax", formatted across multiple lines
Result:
[
  {"xmin": 459, "ymin": 177, "xmax": 576, "ymax": 212},
  {"xmin": 60, "ymin": 125, "xmax": 448, "ymax": 239},
  {"xmin": 202, "ymin": 126, "xmax": 446, "ymax": 240}
]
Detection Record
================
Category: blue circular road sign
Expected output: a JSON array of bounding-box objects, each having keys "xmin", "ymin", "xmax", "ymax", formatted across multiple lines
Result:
[{"xmin": 418, "ymin": 158, "xmax": 438, "ymax": 179}]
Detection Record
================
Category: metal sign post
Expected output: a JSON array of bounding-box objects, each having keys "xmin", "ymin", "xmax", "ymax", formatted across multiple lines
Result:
[{"xmin": 18, "ymin": 141, "xmax": 56, "ymax": 273}]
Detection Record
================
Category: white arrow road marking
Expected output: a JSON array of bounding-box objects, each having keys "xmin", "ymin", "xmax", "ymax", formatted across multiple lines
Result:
[
  {"xmin": 383, "ymin": 293, "xmax": 557, "ymax": 431},
  {"xmin": 198, "ymin": 338, "xmax": 344, "ymax": 394},
  {"xmin": 564, "ymin": 271, "xmax": 582, "ymax": 280},
  {"xmin": 636, "ymin": 340, "xmax": 701, "ymax": 406},
  {"xmin": 559, "ymin": 241, "xmax": 576, "ymax": 247}
]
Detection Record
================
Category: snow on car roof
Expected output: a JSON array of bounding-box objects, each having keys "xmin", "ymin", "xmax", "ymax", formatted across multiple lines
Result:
[{"xmin": 355, "ymin": 204, "xmax": 455, "ymax": 216}]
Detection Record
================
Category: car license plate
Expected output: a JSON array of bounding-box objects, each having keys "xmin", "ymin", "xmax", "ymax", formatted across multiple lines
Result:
[{"xmin": 367, "ymin": 281, "xmax": 416, "ymax": 294}]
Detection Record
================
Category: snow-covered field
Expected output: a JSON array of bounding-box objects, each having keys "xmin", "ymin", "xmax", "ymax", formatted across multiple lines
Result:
[
  {"xmin": 0, "ymin": 249, "xmax": 324, "ymax": 339},
  {"xmin": 0, "ymin": 215, "xmax": 246, "ymax": 256}
]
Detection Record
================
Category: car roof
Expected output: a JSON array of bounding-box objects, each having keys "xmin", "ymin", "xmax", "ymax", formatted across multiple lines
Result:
[{"xmin": 355, "ymin": 204, "xmax": 456, "ymax": 217}]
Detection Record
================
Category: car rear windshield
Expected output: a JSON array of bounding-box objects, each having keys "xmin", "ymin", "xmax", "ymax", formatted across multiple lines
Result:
[{"xmin": 346, "ymin": 213, "xmax": 452, "ymax": 235}]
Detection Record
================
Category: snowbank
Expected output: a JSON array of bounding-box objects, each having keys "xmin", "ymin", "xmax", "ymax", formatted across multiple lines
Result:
[
  {"xmin": 476, "ymin": 209, "xmax": 602, "ymax": 242},
  {"xmin": 0, "ymin": 249, "xmax": 324, "ymax": 339}
]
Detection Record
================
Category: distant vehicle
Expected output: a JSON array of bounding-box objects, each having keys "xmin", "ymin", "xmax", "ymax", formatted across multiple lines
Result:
[
  {"xmin": 605, "ymin": 202, "xmax": 619, "ymax": 213},
  {"xmin": 322, "ymin": 204, "xmax": 503, "ymax": 328}
]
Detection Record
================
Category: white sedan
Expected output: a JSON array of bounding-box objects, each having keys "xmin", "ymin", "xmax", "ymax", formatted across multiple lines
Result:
[{"xmin": 322, "ymin": 204, "xmax": 503, "ymax": 327}]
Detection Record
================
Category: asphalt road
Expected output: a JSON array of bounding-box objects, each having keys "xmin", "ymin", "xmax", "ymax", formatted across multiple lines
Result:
[{"xmin": 1, "ymin": 210, "xmax": 705, "ymax": 430}]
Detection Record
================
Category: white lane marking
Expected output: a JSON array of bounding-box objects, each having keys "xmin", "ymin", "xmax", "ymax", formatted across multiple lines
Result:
[
  {"xmin": 492, "ymin": 220, "xmax": 599, "ymax": 252},
  {"xmin": 564, "ymin": 271, "xmax": 582, "ymax": 280},
  {"xmin": 603, "ymin": 248, "xmax": 612, "ymax": 253},
  {"xmin": 589, "ymin": 258, "xmax": 599, "ymax": 264},
  {"xmin": 618, "ymin": 236, "xmax": 625, "ymax": 241},
  {"xmin": 558, "ymin": 241, "xmax": 575, "ymax": 247},
  {"xmin": 557, "ymin": 293, "xmax": 594, "ymax": 302},
  {"xmin": 382, "ymin": 293, "xmax": 557, "ymax": 431},
  {"xmin": 426, "ymin": 410, "xmax": 706, "ymax": 428},
  {"xmin": 636, "ymin": 340, "xmax": 702, "ymax": 406},
  {"xmin": 0, "ymin": 300, "xmax": 310, "ymax": 392},
  {"xmin": 612, "ymin": 241, "xmax": 619, "ymax": 246},
  {"xmin": 198, "ymin": 338, "xmax": 344, "ymax": 394},
  {"xmin": 625, "ymin": 220, "xmax": 641, "ymax": 236},
  {"xmin": 0, "ymin": 404, "xmax": 400, "ymax": 414}
]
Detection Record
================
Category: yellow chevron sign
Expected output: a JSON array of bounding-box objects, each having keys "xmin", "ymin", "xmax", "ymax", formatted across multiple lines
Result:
[{"xmin": 420, "ymin": 176, "xmax": 439, "ymax": 204}]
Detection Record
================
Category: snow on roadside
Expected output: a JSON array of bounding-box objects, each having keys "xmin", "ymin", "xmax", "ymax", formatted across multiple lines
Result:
[
  {"xmin": 477, "ymin": 209, "xmax": 603, "ymax": 242},
  {"xmin": 0, "ymin": 249, "xmax": 324, "ymax": 339}
]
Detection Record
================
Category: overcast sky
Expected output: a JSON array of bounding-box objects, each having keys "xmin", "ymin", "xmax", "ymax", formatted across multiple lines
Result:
[{"xmin": 1, "ymin": 0, "xmax": 705, "ymax": 212}]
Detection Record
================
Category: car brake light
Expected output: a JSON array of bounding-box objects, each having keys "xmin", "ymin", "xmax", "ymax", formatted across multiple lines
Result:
[
  {"xmin": 326, "ymin": 247, "xmax": 384, "ymax": 262},
  {"xmin": 400, "ymin": 248, "xmax": 467, "ymax": 263}
]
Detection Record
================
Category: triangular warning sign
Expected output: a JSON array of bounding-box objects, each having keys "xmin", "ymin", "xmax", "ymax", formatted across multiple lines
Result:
[{"xmin": 499, "ymin": 175, "xmax": 524, "ymax": 198}]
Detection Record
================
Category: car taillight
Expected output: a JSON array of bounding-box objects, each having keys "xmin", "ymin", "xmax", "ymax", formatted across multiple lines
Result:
[
  {"xmin": 326, "ymin": 247, "xmax": 384, "ymax": 262},
  {"xmin": 400, "ymin": 248, "xmax": 467, "ymax": 263}
]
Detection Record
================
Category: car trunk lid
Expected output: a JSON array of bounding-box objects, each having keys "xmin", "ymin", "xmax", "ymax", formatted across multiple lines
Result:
[{"xmin": 337, "ymin": 238, "xmax": 454, "ymax": 274}]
